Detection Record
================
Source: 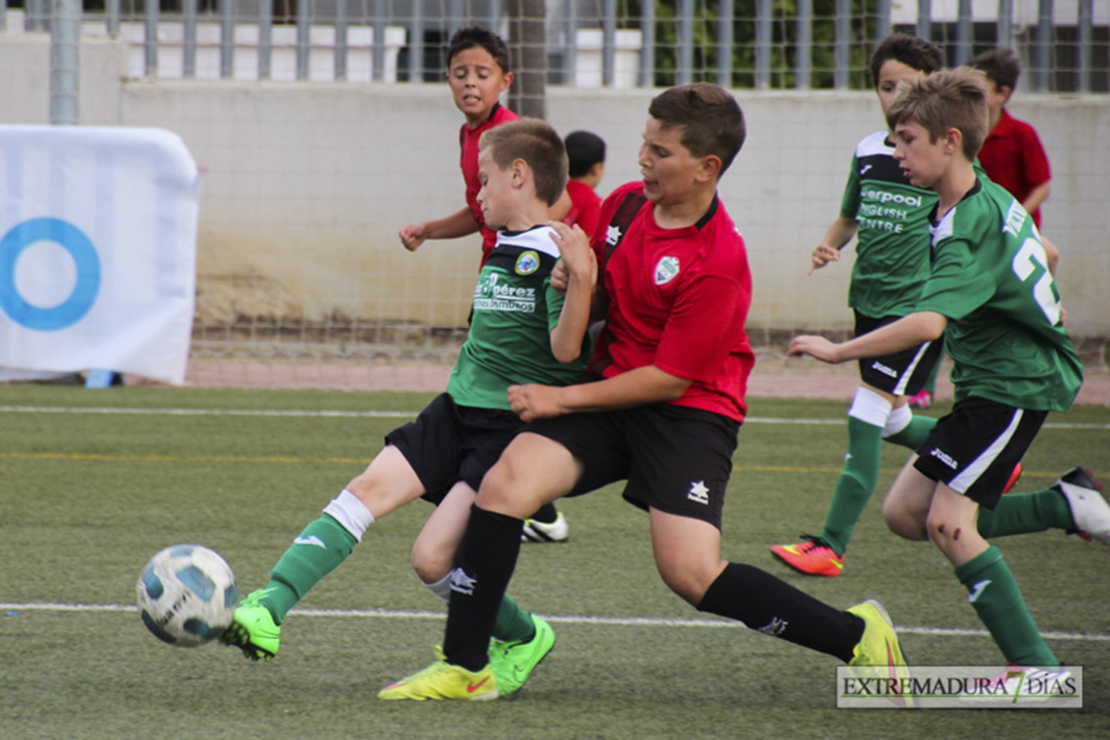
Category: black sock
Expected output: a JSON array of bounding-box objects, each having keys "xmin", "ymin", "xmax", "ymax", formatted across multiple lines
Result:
[
  {"xmin": 443, "ymin": 505, "xmax": 524, "ymax": 671},
  {"xmin": 698, "ymin": 562, "xmax": 864, "ymax": 662},
  {"xmin": 530, "ymin": 502, "xmax": 559, "ymax": 524}
]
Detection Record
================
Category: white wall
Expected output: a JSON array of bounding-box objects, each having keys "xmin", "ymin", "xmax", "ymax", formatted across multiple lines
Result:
[{"xmin": 3, "ymin": 33, "xmax": 1108, "ymax": 338}]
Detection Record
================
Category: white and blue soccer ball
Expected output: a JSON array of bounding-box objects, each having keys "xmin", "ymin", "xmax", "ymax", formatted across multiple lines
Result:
[{"xmin": 136, "ymin": 544, "xmax": 238, "ymax": 647}]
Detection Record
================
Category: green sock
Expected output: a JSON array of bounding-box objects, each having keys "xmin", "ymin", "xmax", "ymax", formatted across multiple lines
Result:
[
  {"xmin": 955, "ymin": 546, "xmax": 1058, "ymax": 666},
  {"xmin": 262, "ymin": 514, "xmax": 357, "ymax": 624},
  {"xmin": 884, "ymin": 414, "xmax": 936, "ymax": 449},
  {"xmin": 977, "ymin": 489, "xmax": 1074, "ymax": 538},
  {"xmin": 819, "ymin": 416, "xmax": 883, "ymax": 556},
  {"xmin": 492, "ymin": 593, "xmax": 535, "ymax": 643}
]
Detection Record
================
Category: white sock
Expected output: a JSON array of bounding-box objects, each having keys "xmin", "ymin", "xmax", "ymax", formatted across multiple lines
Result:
[
  {"xmin": 848, "ymin": 386, "xmax": 893, "ymax": 427},
  {"xmin": 322, "ymin": 489, "xmax": 375, "ymax": 542},
  {"xmin": 424, "ymin": 573, "xmax": 452, "ymax": 603},
  {"xmin": 883, "ymin": 403, "xmax": 913, "ymax": 438}
]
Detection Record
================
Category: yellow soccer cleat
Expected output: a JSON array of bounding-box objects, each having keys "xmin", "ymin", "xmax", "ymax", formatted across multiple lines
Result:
[
  {"xmin": 848, "ymin": 599, "xmax": 913, "ymax": 708},
  {"xmin": 378, "ymin": 651, "xmax": 498, "ymax": 701}
]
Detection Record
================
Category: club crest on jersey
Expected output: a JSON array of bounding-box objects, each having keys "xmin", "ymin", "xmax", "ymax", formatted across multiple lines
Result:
[
  {"xmin": 654, "ymin": 256, "xmax": 680, "ymax": 285},
  {"xmin": 515, "ymin": 250, "xmax": 540, "ymax": 275}
]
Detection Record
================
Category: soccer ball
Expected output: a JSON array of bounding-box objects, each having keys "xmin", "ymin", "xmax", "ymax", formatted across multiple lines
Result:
[{"xmin": 136, "ymin": 544, "xmax": 239, "ymax": 647}]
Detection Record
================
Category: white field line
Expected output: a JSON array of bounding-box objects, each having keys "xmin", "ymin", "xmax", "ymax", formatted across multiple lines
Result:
[
  {"xmin": 0, "ymin": 406, "xmax": 1107, "ymax": 430},
  {"xmin": 3, "ymin": 602, "xmax": 1109, "ymax": 643}
]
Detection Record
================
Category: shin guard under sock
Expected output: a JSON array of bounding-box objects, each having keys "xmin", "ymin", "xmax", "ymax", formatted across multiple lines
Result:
[
  {"xmin": 443, "ymin": 505, "xmax": 524, "ymax": 671},
  {"xmin": 955, "ymin": 546, "xmax": 1058, "ymax": 667},
  {"xmin": 698, "ymin": 563, "xmax": 864, "ymax": 662}
]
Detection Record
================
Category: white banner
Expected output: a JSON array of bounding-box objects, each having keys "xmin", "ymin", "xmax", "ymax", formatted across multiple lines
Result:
[{"xmin": 0, "ymin": 126, "xmax": 197, "ymax": 385}]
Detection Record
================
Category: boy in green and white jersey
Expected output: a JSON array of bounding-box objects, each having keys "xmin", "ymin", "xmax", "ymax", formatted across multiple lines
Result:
[
  {"xmin": 772, "ymin": 35, "xmax": 949, "ymax": 577},
  {"xmin": 789, "ymin": 67, "xmax": 1108, "ymax": 672},
  {"xmin": 222, "ymin": 119, "xmax": 597, "ymax": 697},
  {"xmin": 772, "ymin": 35, "xmax": 1073, "ymax": 579}
]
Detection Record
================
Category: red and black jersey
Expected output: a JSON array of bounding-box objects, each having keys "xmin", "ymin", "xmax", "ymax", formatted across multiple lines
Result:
[
  {"xmin": 459, "ymin": 103, "xmax": 520, "ymax": 267},
  {"xmin": 589, "ymin": 181, "xmax": 755, "ymax": 422}
]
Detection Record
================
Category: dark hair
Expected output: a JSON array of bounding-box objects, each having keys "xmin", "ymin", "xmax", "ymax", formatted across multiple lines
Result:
[
  {"xmin": 969, "ymin": 48, "xmax": 1021, "ymax": 90},
  {"xmin": 647, "ymin": 83, "xmax": 745, "ymax": 175},
  {"xmin": 885, "ymin": 68, "xmax": 990, "ymax": 162},
  {"xmin": 564, "ymin": 131, "xmax": 606, "ymax": 178},
  {"xmin": 479, "ymin": 118, "xmax": 568, "ymax": 206},
  {"xmin": 869, "ymin": 33, "xmax": 945, "ymax": 86},
  {"xmin": 447, "ymin": 26, "xmax": 511, "ymax": 74}
]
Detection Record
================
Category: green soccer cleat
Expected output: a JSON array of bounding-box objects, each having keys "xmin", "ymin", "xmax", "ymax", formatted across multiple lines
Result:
[
  {"xmin": 378, "ymin": 650, "xmax": 498, "ymax": 701},
  {"xmin": 847, "ymin": 599, "xmax": 912, "ymax": 707},
  {"xmin": 220, "ymin": 589, "xmax": 281, "ymax": 661},
  {"xmin": 488, "ymin": 614, "xmax": 555, "ymax": 696}
]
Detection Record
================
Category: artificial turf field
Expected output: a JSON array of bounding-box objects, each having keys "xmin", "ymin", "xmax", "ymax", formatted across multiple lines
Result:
[{"xmin": 2, "ymin": 384, "xmax": 1108, "ymax": 739}]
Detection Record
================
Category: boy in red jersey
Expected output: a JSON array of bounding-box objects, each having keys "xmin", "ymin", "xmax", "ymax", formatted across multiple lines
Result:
[
  {"xmin": 398, "ymin": 26, "xmax": 519, "ymax": 266},
  {"xmin": 379, "ymin": 84, "xmax": 910, "ymax": 702},
  {"xmin": 399, "ymin": 26, "xmax": 571, "ymax": 268},
  {"xmin": 969, "ymin": 48, "xmax": 1051, "ymax": 229},
  {"xmin": 560, "ymin": 130, "xmax": 606, "ymax": 240}
]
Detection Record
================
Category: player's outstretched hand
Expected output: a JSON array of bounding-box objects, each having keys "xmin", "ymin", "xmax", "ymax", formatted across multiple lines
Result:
[
  {"xmin": 788, "ymin": 334, "xmax": 843, "ymax": 364},
  {"xmin": 808, "ymin": 244, "xmax": 840, "ymax": 275},
  {"xmin": 508, "ymin": 383, "xmax": 566, "ymax": 422},
  {"xmin": 399, "ymin": 223, "xmax": 428, "ymax": 252}
]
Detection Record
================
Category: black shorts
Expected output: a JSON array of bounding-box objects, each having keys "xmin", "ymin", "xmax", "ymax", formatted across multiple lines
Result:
[
  {"xmin": 385, "ymin": 393, "xmax": 523, "ymax": 505},
  {"xmin": 854, "ymin": 311, "xmax": 943, "ymax": 397},
  {"xmin": 913, "ymin": 396, "xmax": 1047, "ymax": 509},
  {"xmin": 524, "ymin": 404, "xmax": 740, "ymax": 529}
]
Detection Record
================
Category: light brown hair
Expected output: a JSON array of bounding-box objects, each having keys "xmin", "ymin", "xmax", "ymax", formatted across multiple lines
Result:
[
  {"xmin": 885, "ymin": 67, "xmax": 990, "ymax": 161},
  {"xmin": 479, "ymin": 118, "xmax": 568, "ymax": 206}
]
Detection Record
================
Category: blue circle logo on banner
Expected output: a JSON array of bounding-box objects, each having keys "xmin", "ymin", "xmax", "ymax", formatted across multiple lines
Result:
[{"xmin": 0, "ymin": 218, "xmax": 101, "ymax": 331}]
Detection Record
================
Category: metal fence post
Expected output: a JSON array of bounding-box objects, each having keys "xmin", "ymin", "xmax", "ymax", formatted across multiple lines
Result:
[
  {"xmin": 335, "ymin": 0, "xmax": 348, "ymax": 81},
  {"xmin": 1033, "ymin": 0, "xmax": 1053, "ymax": 91},
  {"xmin": 755, "ymin": 0, "xmax": 771, "ymax": 89},
  {"xmin": 795, "ymin": 0, "xmax": 811, "ymax": 89},
  {"xmin": 1078, "ymin": 0, "xmax": 1092, "ymax": 93},
  {"xmin": 678, "ymin": 0, "xmax": 694, "ymax": 85},
  {"xmin": 221, "ymin": 0, "xmax": 235, "ymax": 79},
  {"xmin": 144, "ymin": 0, "xmax": 158, "ymax": 78},
  {"xmin": 639, "ymin": 0, "xmax": 654, "ymax": 88},
  {"xmin": 834, "ymin": 0, "xmax": 849, "ymax": 89},
  {"xmin": 602, "ymin": 0, "xmax": 616, "ymax": 87},
  {"xmin": 955, "ymin": 0, "xmax": 972, "ymax": 66},
  {"xmin": 916, "ymin": 0, "xmax": 932, "ymax": 43},
  {"xmin": 372, "ymin": 0, "xmax": 385, "ymax": 82},
  {"xmin": 183, "ymin": 0, "xmax": 197, "ymax": 78},
  {"xmin": 297, "ymin": 0, "xmax": 311, "ymax": 81},
  {"xmin": 997, "ymin": 0, "xmax": 1013, "ymax": 50},
  {"xmin": 50, "ymin": 0, "xmax": 80, "ymax": 126},
  {"xmin": 259, "ymin": 0, "xmax": 273, "ymax": 80},
  {"xmin": 875, "ymin": 0, "xmax": 891, "ymax": 41}
]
